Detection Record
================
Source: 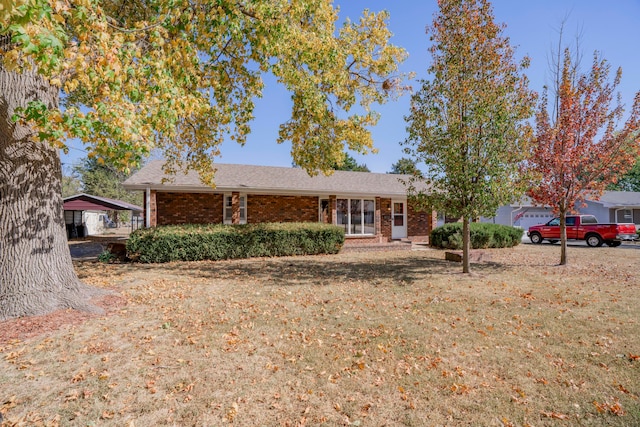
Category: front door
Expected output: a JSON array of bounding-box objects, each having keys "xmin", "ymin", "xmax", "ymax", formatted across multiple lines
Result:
[{"xmin": 392, "ymin": 200, "xmax": 407, "ymax": 239}]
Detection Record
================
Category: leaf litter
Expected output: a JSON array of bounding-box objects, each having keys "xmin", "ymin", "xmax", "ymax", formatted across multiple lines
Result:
[{"xmin": 0, "ymin": 244, "xmax": 638, "ymax": 425}]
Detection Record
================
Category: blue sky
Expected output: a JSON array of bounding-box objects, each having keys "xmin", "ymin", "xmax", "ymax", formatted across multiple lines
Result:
[{"xmin": 60, "ymin": 0, "xmax": 640, "ymax": 174}]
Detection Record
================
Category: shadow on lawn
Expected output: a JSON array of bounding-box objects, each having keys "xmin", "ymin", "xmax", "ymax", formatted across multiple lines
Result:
[{"xmin": 79, "ymin": 252, "xmax": 509, "ymax": 287}]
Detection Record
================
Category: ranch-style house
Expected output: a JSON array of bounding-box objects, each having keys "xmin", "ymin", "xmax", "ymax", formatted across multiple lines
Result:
[{"xmin": 123, "ymin": 161, "xmax": 436, "ymax": 246}]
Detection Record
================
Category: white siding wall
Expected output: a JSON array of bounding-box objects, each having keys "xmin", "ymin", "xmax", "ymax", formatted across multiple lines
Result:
[
  {"xmin": 485, "ymin": 198, "xmax": 640, "ymax": 229},
  {"xmin": 579, "ymin": 201, "xmax": 609, "ymax": 223}
]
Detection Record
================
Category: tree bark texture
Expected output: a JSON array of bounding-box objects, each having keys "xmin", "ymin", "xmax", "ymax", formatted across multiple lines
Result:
[
  {"xmin": 0, "ymin": 45, "xmax": 105, "ymax": 320},
  {"xmin": 462, "ymin": 217, "xmax": 471, "ymax": 274}
]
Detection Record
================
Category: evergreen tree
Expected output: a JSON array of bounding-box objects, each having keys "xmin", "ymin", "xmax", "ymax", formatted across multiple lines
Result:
[
  {"xmin": 333, "ymin": 153, "xmax": 370, "ymax": 172},
  {"xmin": 389, "ymin": 157, "xmax": 422, "ymax": 177}
]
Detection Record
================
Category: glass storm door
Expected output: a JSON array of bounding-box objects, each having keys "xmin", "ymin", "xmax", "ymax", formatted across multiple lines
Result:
[{"xmin": 392, "ymin": 200, "xmax": 407, "ymax": 239}]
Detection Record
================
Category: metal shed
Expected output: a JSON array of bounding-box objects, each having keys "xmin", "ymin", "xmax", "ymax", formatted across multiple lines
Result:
[{"xmin": 63, "ymin": 193, "xmax": 143, "ymax": 238}]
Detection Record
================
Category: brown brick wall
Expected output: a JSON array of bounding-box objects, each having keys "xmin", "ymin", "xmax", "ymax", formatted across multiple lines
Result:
[
  {"xmin": 380, "ymin": 198, "xmax": 392, "ymax": 241},
  {"xmin": 247, "ymin": 195, "xmax": 318, "ymax": 223},
  {"xmin": 150, "ymin": 191, "xmax": 435, "ymax": 245},
  {"xmin": 344, "ymin": 235, "xmax": 384, "ymax": 245},
  {"xmin": 408, "ymin": 202, "xmax": 436, "ymax": 242},
  {"xmin": 149, "ymin": 190, "xmax": 157, "ymax": 227},
  {"xmin": 155, "ymin": 192, "xmax": 223, "ymax": 225}
]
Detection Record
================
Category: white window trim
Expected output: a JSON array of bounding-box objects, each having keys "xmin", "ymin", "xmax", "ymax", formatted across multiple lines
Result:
[
  {"xmin": 223, "ymin": 193, "xmax": 247, "ymax": 224},
  {"xmin": 337, "ymin": 198, "xmax": 375, "ymax": 236}
]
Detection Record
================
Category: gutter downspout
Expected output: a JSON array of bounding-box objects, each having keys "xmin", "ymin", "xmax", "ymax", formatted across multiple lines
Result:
[{"xmin": 145, "ymin": 187, "xmax": 151, "ymax": 228}]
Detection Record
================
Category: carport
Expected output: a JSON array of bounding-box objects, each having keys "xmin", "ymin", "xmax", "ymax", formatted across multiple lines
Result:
[{"xmin": 63, "ymin": 193, "xmax": 143, "ymax": 238}]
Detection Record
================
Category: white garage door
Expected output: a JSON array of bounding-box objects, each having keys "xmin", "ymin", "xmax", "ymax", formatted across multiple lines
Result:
[{"xmin": 516, "ymin": 210, "xmax": 555, "ymax": 231}]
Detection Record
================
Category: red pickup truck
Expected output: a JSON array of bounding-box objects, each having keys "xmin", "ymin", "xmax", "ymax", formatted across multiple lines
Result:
[{"xmin": 527, "ymin": 215, "xmax": 637, "ymax": 247}]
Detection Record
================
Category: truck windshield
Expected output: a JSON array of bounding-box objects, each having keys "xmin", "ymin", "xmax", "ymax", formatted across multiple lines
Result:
[{"xmin": 547, "ymin": 218, "xmax": 560, "ymax": 226}]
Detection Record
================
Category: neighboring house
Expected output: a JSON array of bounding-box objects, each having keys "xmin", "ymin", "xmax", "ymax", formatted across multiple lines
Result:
[
  {"xmin": 484, "ymin": 191, "xmax": 640, "ymax": 230},
  {"xmin": 63, "ymin": 193, "xmax": 144, "ymax": 238},
  {"xmin": 582, "ymin": 191, "xmax": 640, "ymax": 227},
  {"xmin": 122, "ymin": 161, "xmax": 437, "ymax": 245},
  {"xmin": 485, "ymin": 202, "xmax": 555, "ymax": 231}
]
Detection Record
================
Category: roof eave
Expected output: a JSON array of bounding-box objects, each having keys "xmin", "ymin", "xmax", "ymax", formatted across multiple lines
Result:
[{"xmin": 122, "ymin": 183, "xmax": 410, "ymax": 199}]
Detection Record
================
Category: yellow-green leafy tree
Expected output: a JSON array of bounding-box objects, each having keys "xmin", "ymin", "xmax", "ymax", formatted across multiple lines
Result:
[
  {"xmin": 0, "ymin": 0, "xmax": 407, "ymax": 320},
  {"xmin": 404, "ymin": 0, "xmax": 535, "ymax": 273}
]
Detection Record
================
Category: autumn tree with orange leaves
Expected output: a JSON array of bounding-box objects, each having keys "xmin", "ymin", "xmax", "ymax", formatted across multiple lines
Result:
[
  {"xmin": 404, "ymin": 0, "xmax": 535, "ymax": 274},
  {"xmin": 527, "ymin": 49, "xmax": 640, "ymax": 265}
]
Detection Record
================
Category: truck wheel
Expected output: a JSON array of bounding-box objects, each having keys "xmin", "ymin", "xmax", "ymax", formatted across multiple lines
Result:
[
  {"xmin": 586, "ymin": 234, "xmax": 603, "ymax": 247},
  {"xmin": 529, "ymin": 232, "xmax": 543, "ymax": 244}
]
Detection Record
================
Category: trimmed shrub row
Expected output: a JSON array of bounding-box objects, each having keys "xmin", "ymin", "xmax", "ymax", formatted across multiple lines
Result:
[
  {"xmin": 126, "ymin": 222, "xmax": 345, "ymax": 263},
  {"xmin": 430, "ymin": 222, "xmax": 523, "ymax": 249}
]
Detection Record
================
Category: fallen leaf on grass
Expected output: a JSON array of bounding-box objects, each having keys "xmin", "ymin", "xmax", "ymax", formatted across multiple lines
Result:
[
  {"xmin": 616, "ymin": 383, "xmax": 637, "ymax": 399},
  {"xmin": 65, "ymin": 390, "xmax": 80, "ymax": 402},
  {"xmin": 1, "ymin": 395, "xmax": 18, "ymax": 411},
  {"xmin": 4, "ymin": 348, "xmax": 26, "ymax": 361},
  {"xmin": 499, "ymin": 417, "xmax": 514, "ymax": 427},
  {"xmin": 71, "ymin": 372, "xmax": 86, "ymax": 383},
  {"xmin": 608, "ymin": 401, "xmax": 625, "ymax": 416},
  {"xmin": 594, "ymin": 399, "xmax": 625, "ymax": 416},
  {"xmin": 450, "ymin": 383, "xmax": 471, "ymax": 395},
  {"xmin": 226, "ymin": 402, "xmax": 239, "ymax": 422},
  {"xmin": 541, "ymin": 411, "xmax": 569, "ymax": 419}
]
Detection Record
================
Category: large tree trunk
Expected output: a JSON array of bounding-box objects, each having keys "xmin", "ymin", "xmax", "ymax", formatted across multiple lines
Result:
[
  {"xmin": 0, "ymin": 44, "xmax": 105, "ymax": 320},
  {"xmin": 462, "ymin": 217, "xmax": 471, "ymax": 273}
]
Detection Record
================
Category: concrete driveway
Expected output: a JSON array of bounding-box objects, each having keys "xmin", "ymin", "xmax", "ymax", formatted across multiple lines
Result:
[{"xmin": 521, "ymin": 235, "xmax": 639, "ymax": 249}]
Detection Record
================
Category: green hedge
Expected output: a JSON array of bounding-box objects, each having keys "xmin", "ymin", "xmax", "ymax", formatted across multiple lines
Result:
[
  {"xmin": 126, "ymin": 222, "xmax": 345, "ymax": 263},
  {"xmin": 430, "ymin": 222, "xmax": 523, "ymax": 249}
]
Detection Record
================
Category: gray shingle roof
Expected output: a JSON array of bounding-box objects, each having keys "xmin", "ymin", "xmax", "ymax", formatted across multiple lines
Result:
[
  {"xmin": 510, "ymin": 191, "xmax": 640, "ymax": 208},
  {"xmin": 597, "ymin": 191, "xmax": 640, "ymax": 207},
  {"xmin": 123, "ymin": 160, "xmax": 423, "ymax": 198}
]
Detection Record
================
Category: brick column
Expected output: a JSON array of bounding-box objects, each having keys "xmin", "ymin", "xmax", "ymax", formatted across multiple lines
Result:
[
  {"xmin": 375, "ymin": 197, "xmax": 382, "ymax": 238},
  {"xmin": 231, "ymin": 192, "xmax": 240, "ymax": 224},
  {"xmin": 149, "ymin": 190, "xmax": 157, "ymax": 227},
  {"xmin": 429, "ymin": 209, "xmax": 438, "ymax": 235}
]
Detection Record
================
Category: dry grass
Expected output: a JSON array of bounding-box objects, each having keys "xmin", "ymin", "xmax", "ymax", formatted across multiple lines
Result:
[{"xmin": 1, "ymin": 244, "xmax": 639, "ymax": 426}]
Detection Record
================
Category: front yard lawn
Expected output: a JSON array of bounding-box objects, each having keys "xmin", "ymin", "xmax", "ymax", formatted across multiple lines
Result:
[{"xmin": 1, "ymin": 245, "xmax": 638, "ymax": 426}]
